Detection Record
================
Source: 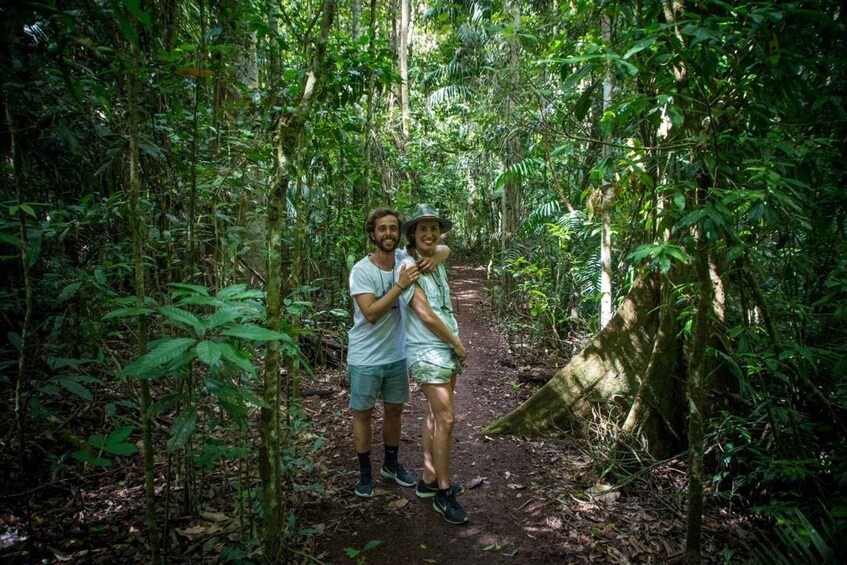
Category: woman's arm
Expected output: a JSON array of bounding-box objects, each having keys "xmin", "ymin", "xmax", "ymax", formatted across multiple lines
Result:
[{"xmin": 408, "ymin": 284, "xmax": 467, "ymax": 358}]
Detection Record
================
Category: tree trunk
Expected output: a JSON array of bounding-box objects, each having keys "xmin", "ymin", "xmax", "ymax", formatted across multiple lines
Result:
[
  {"xmin": 685, "ymin": 213, "xmax": 712, "ymax": 564},
  {"xmin": 485, "ymin": 274, "xmax": 687, "ymax": 458},
  {"xmin": 398, "ymin": 0, "xmax": 410, "ymax": 137},
  {"xmin": 128, "ymin": 25, "xmax": 162, "ymax": 564},
  {"xmin": 599, "ymin": 11, "xmax": 614, "ymax": 328},
  {"xmin": 360, "ymin": 0, "xmax": 378, "ymax": 207},
  {"xmin": 259, "ymin": 1, "xmax": 335, "ymax": 560},
  {"xmin": 5, "ymin": 87, "xmax": 32, "ymax": 481},
  {"xmin": 352, "ymin": 0, "xmax": 361, "ymax": 40},
  {"xmin": 500, "ymin": 0, "xmax": 522, "ymax": 299}
]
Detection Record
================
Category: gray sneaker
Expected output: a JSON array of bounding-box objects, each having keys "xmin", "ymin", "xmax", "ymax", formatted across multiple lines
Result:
[
  {"xmin": 415, "ymin": 479, "xmax": 464, "ymax": 498},
  {"xmin": 433, "ymin": 491, "xmax": 468, "ymax": 524},
  {"xmin": 354, "ymin": 474, "xmax": 373, "ymax": 497},
  {"xmin": 380, "ymin": 464, "xmax": 416, "ymax": 487}
]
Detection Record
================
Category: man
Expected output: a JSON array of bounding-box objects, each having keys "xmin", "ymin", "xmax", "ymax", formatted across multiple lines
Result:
[
  {"xmin": 396, "ymin": 203, "xmax": 469, "ymax": 525},
  {"xmin": 347, "ymin": 207, "xmax": 449, "ymax": 497}
]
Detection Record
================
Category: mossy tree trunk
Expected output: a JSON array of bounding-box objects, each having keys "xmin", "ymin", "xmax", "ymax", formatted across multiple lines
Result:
[
  {"xmin": 485, "ymin": 274, "xmax": 689, "ymax": 459},
  {"xmin": 127, "ymin": 22, "xmax": 162, "ymax": 564},
  {"xmin": 259, "ymin": 1, "xmax": 335, "ymax": 561}
]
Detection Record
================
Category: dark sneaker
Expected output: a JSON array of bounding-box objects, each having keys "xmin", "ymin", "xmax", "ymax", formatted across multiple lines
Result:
[
  {"xmin": 354, "ymin": 475, "xmax": 373, "ymax": 498},
  {"xmin": 415, "ymin": 479, "xmax": 464, "ymax": 498},
  {"xmin": 433, "ymin": 491, "xmax": 468, "ymax": 524},
  {"xmin": 380, "ymin": 464, "xmax": 416, "ymax": 487}
]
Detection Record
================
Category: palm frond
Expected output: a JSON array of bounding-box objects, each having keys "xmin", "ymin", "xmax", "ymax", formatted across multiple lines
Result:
[
  {"xmin": 747, "ymin": 508, "xmax": 842, "ymax": 565},
  {"xmin": 494, "ymin": 157, "xmax": 544, "ymax": 190},
  {"xmin": 426, "ymin": 85, "xmax": 475, "ymax": 108}
]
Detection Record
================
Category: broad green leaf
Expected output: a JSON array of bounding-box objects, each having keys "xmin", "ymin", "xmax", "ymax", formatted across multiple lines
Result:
[
  {"xmin": 561, "ymin": 63, "xmax": 591, "ymax": 92},
  {"xmin": 88, "ymin": 434, "xmax": 107, "ymax": 449},
  {"xmin": 167, "ymin": 407, "xmax": 197, "ymax": 453},
  {"xmin": 26, "ymin": 239, "xmax": 41, "ymax": 268},
  {"xmin": 114, "ymin": 7, "xmax": 139, "ymax": 49},
  {"xmin": 20, "ymin": 203, "xmax": 37, "ymax": 218},
  {"xmin": 216, "ymin": 284, "xmax": 247, "ymax": 299},
  {"xmin": 0, "ymin": 233, "xmax": 20, "ymax": 245},
  {"xmin": 151, "ymin": 392, "xmax": 182, "ymax": 417},
  {"xmin": 176, "ymin": 295, "xmax": 219, "ymax": 307},
  {"xmin": 627, "ymin": 244, "xmax": 654, "ymax": 262},
  {"xmin": 121, "ymin": 0, "xmax": 153, "ymax": 31},
  {"xmin": 94, "ymin": 269, "xmax": 107, "ymax": 285},
  {"xmin": 664, "ymin": 245, "xmax": 691, "ymax": 262},
  {"xmin": 169, "ymin": 282, "xmax": 210, "ymax": 297},
  {"xmin": 205, "ymin": 307, "xmax": 242, "ymax": 331},
  {"xmin": 7, "ymin": 332, "xmax": 21, "ymax": 352},
  {"xmin": 237, "ymin": 383, "xmax": 268, "ymax": 409},
  {"xmin": 219, "ymin": 343, "xmax": 256, "ymax": 374},
  {"xmin": 119, "ymin": 337, "xmax": 197, "ymax": 378},
  {"xmin": 623, "ymin": 37, "xmax": 656, "ymax": 59},
  {"xmin": 222, "ymin": 325, "xmax": 290, "ymax": 342},
  {"xmin": 103, "ymin": 442, "xmax": 138, "ymax": 456},
  {"xmin": 363, "ymin": 540, "xmax": 380, "ymax": 551},
  {"xmin": 58, "ymin": 282, "xmax": 82, "ymax": 303},
  {"xmin": 89, "ymin": 457, "xmax": 112, "ymax": 467},
  {"xmin": 140, "ymin": 337, "xmax": 197, "ymax": 367},
  {"xmin": 57, "ymin": 377, "xmax": 93, "ymax": 401},
  {"xmin": 160, "ymin": 305, "xmax": 205, "ymax": 337},
  {"xmin": 285, "ymin": 300, "xmax": 313, "ymax": 315},
  {"xmin": 196, "ymin": 340, "xmax": 223, "ymax": 367},
  {"xmin": 71, "ymin": 450, "xmax": 92, "ymax": 462},
  {"xmin": 205, "ymin": 379, "xmax": 247, "ymax": 422},
  {"xmin": 107, "ymin": 426, "xmax": 133, "ymax": 444}
]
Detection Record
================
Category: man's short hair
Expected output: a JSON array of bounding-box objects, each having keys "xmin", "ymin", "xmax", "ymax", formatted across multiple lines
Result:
[{"xmin": 365, "ymin": 208, "xmax": 402, "ymax": 234}]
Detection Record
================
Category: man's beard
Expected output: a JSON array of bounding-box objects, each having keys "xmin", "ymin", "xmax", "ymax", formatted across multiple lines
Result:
[{"xmin": 373, "ymin": 236, "xmax": 397, "ymax": 253}]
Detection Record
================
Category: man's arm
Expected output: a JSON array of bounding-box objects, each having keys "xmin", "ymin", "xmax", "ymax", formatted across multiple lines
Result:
[
  {"xmin": 355, "ymin": 263, "xmax": 418, "ymax": 324},
  {"xmin": 408, "ymin": 284, "xmax": 467, "ymax": 358},
  {"xmin": 416, "ymin": 244, "xmax": 450, "ymax": 274}
]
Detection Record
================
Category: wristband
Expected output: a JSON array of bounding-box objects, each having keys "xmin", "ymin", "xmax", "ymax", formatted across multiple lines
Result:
[{"xmin": 397, "ymin": 283, "xmax": 408, "ymax": 291}]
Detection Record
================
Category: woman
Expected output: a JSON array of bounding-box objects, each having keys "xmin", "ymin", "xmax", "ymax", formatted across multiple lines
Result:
[{"xmin": 395, "ymin": 203, "xmax": 469, "ymax": 525}]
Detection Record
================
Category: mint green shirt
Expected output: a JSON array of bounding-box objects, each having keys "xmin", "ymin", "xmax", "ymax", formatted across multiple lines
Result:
[{"xmin": 396, "ymin": 256, "xmax": 459, "ymax": 369}]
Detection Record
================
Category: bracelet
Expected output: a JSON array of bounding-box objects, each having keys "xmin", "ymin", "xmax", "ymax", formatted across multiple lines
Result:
[{"xmin": 397, "ymin": 283, "xmax": 408, "ymax": 291}]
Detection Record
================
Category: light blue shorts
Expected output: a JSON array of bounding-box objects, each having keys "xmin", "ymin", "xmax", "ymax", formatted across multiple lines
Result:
[
  {"xmin": 410, "ymin": 360, "xmax": 459, "ymax": 386},
  {"xmin": 348, "ymin": 359, "xmax": 410, "ymax": 410}
]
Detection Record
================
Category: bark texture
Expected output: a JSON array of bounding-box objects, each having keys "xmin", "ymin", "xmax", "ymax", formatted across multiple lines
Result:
[{"xmin": 485, "ymin": 274, "xmax": 688, "ymax": 458}]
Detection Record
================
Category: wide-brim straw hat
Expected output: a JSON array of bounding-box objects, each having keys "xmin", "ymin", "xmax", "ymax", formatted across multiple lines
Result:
[{"xmin": 401, "ymin": 203, "xmax": 453, "ymax": 237}]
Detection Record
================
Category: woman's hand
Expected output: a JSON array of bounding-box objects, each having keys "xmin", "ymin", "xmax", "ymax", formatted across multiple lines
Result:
[{"xmin": 453, "ymin": 341, "xmax": 467, "ymax": 360}]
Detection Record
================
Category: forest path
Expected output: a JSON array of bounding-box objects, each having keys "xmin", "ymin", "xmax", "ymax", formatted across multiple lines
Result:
[{"xmin": 302, "ymin": 261, "xmax": 610, "ymax": 564}]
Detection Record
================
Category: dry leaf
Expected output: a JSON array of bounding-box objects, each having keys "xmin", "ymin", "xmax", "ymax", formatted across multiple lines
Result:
[
  {"xmin": 585, "ymin": 483, "xmax": 620, "ymax": 503},
  {"xmin": 468, "ymin": 476, "xmax": 487, "ymax": 489},
  {"xmin": 388, "ymin": 498, "xmax": 409, "ymax": 510},
  {"xmin": 176, "ymin": 524, "xmax": 219, "ymax": 539},
  {"xmin": 199, "ymin": 510, "xmax": 229, "ymax": 522}
]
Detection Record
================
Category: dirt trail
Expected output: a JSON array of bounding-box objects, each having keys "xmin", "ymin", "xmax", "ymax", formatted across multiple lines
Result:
[
  {"xmin": 303, "ymin": 263, "xmax": 600, "ymax": 564},
  {"xmin": 0, "ymin": 263, "xmax": 746, "ymax": 563}
]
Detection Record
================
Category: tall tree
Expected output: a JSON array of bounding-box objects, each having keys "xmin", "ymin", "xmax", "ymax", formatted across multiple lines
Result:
[
  {"xmin": 398, "ymin": 0, "xmax": 411, "ymax": 137},
  {"xmin": 126, "ymin": 10, "xmax": 162, "ymax": 562},
  {"xmin": 599, "ymin": 10, "xmax": 614, "ymax": 328},
  {"xmin": 500, "ymin": 0, "xmax": 523, "ymax": 299},
  {"xmin": 260, "ymin": 0, "xmax": 336, "ymax": 559}
]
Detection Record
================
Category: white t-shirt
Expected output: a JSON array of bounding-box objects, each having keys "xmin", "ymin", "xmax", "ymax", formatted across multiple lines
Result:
[
  {"xmin": 396, "ymin": 256, "xmax": 458, "ymax": 369},
  {"xmin": 346, "ymin": 250, "xmax": 408, "ymax": 366}
]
